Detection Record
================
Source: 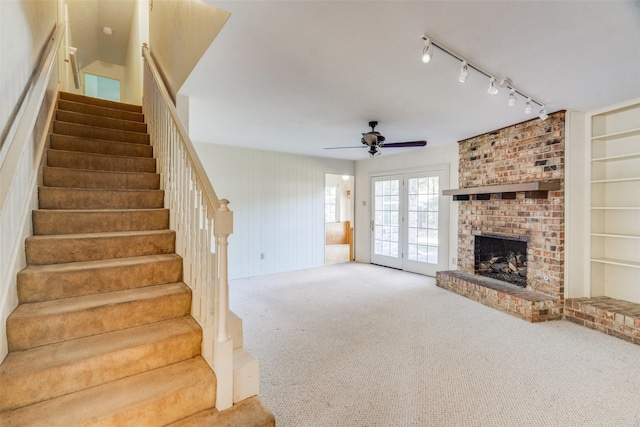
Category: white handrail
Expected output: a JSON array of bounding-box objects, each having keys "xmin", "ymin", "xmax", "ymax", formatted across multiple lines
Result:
[
  {"xmin": 141, "ymin": 44, "xmax": 234, "ymax": 410},
  {"xmin": 0, "ymin": 24, "xmax": 64, "ymax": 361}
]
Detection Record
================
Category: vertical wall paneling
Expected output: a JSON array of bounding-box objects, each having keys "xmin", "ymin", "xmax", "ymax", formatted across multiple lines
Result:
[{"xmin": 193, "ymin": 142, "xmax": 353, "ymax": 279}]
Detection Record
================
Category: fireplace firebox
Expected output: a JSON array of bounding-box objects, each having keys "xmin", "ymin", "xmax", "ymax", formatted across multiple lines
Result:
[{"xmin": 474, "ymin": 235, "xmax": 528, "ymax": 287}]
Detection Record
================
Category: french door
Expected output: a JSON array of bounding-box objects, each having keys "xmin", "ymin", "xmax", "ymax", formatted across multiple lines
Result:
[{"xmin": 370, "ymin": 169, "xmax": 448, "ymax": 276}]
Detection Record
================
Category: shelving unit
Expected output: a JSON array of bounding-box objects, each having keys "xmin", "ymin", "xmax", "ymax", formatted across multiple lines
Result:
[{"xmin": 590, "ymin": 101, "xmax": 640, "ymax": 303}]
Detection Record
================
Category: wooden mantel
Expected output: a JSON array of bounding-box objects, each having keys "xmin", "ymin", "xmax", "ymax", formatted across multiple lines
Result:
[{"xmin": 442, "ymin": 180, "xmax": 561, "ymax": 201}]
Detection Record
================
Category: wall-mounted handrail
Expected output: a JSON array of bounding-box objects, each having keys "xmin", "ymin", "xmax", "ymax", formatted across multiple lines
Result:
[
  {"xmin": 0, "ymin": 24, "xmax": 65, "ymax": 361},
  {"xmin": 141, "ymin": 43, "xmax": 234, "ymax": 410},
  {"xmin": 1, "ymin": 24, "xmax": 65, "ymax": 206}
]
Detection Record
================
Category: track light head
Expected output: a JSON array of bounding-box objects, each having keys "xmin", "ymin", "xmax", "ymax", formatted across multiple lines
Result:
[
  {"xmin": 487, "ymin": 77, "xmax": 499, "ymax": 95},
  {"xmin": 508, "ymin": 89, "xmax": 517, "ymax": 107},
  {"xmin": 524, "ymin": 98, "xmax": 533, "ymax": 114},
  {"xmin": 421, "ymin": 37, "xmax": 434, "ymax": 63},
  {"xmin": 458, "ymin": 61, "xmax": 469, "ymax": 83},
  {"xmin": 539, "ymin": 106, "xmax": 549, "ymax": 121}
]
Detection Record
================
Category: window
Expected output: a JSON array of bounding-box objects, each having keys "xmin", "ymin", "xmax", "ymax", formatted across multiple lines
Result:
[{"xmin": 325, "ymin": 186, "xmax": 339, "ymax": 222}]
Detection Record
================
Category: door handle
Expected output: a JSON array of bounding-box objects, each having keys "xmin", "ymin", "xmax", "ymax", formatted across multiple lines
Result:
[{"xmin": 370, "ymin": 219, "xmax": 374, "ymax": 232}]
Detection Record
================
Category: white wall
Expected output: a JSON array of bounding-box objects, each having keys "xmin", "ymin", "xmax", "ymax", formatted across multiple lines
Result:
[
  {"xmin": 194, "ymin": 142, "xmax": 354, "ymax": 279},
  {"xmin": 123, "ymin": 0, "xmax": 149, "ymax": 105},
  {"xmin": 564, "ymin": 111, "xmax": 589, "ymax": 298},
  {"xmin": 354, "ymin": 144, "xmax": 459, "ymax": 270},
  {"xmin": 0, "ymin": 0, "xmax": 60, "ymax": 362}
]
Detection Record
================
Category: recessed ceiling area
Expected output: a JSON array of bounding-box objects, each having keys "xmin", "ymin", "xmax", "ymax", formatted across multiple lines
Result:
[{"xmin": 181, "ymin": 1, "xmax": 640, "ymax": 160}]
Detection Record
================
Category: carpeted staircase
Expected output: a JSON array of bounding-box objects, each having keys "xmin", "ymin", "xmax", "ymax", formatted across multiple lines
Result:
[{"xmin": 0, "ymin": 92, "xmax": 274, "ymax": 426}]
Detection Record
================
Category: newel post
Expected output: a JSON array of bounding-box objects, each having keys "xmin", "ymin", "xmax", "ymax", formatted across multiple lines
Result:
[{"xmin": 213, "ymin": 199, "xmax": 234, "ymax": 410}]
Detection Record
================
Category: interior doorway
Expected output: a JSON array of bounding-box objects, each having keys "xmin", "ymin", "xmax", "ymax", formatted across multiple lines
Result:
[{"xmin": 325, "ymin": 174, "xmax": 355, "ymax": 264}]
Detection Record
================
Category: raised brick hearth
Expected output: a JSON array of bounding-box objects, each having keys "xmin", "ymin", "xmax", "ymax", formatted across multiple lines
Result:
[
  {"xmin": 437, "ymin": 112, "xmax": 565, "ymax": 322},
  {"xmin": 565, "ymin": 297, "xmax": 640, "ymax": 345}
]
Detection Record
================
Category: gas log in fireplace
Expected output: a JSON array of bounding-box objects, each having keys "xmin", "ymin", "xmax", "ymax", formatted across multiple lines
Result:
[{"xmin": 474, "ymin": 235, "xmax": 528, "ymax": 287}]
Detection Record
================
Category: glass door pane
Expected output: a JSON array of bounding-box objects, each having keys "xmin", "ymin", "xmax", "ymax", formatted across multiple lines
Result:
[{"xmin": 370, "ymin": 175, "xmax": 403, "ymax": 269}]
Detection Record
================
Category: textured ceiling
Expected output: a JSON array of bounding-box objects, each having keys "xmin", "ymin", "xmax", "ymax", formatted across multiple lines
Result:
[{"xmin": 180, "ymin": 1, "xmax": 640, "ymax": 160}]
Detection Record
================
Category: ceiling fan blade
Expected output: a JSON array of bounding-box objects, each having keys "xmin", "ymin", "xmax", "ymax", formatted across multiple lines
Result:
[
  {"xmin": 383, "ymin": 140, "xmax": 427, "ymax": 148},
  {"xmin": 324, "ymin": 146, "xmax": 366, "ymax": 150}
]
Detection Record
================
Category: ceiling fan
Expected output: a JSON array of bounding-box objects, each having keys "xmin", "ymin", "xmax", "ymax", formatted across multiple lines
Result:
[{"xmin": 325, "ymin": 121, "xmax": 427, "ymax": 157}]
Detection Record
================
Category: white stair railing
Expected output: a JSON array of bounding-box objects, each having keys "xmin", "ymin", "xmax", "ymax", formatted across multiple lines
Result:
[{"xmin": 141, "ymin": 44, "xmax": 234, "ymax": 410}]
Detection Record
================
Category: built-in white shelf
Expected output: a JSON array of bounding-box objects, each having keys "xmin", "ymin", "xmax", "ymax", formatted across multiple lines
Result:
[
  {"xmin": 591, "ymin": 177, "xmax": 640, "ymax": 184},
  {"xmin": 592, "ymin": 153, "xmax": 640, "ymax": 163},
  {"xmin": 591, "ymin": 127, "xmax": 640, "ymax": 142},
  {"xmin": 591, "ymin": 206, "xmax": 640, "ymax": 210},
  {"xmin": 591, "ymin": 257, "xmax": 640, "ymax": 269},
  {"xmin": 589, "ymin": 100, "xmax": 640, "ymax": 302},
  {"xmin": 591, "ymin": 233, "xmax": 640, "ymax": 240}
]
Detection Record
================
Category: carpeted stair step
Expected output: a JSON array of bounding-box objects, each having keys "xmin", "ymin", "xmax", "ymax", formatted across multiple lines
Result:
[
  {"xmin": 0, "ymin": 356, "xmax": 216, "ymax": 426},
  {"xmin": 53, "ymin": 120, "xmax": 150, "ymax": 145},
  {"xmin": 59, "ymin": 91, "xmax": 142, "ymax": 113},
  {"xmin": 43, "ymin": 166, "xmax": 159, "ymax": 190},
  {"xmin": 46, "ymin": 149, "xmax": 156, "ymax": 173},
  {"xmin": 33, "ymin": 208, "xmax": 169, "ymax": 235},
  {"xmin": 38, "ymin": 186, "xmax": 164, "ymax": 209},
  {"xmin": 167, "ymin": 396, "xmax": 275, "ymax": 427},
  {"xmin": 57, "ymin": 98, "xmax": 144, "ymax": 122},
  {"xmin": 25, "ymin": 229, "xmax": 175, "ymax": 265},
  {"xmin": 0, "ymin": 316, "xmax": 201, "ymax": 411},
  {"xmin": 56, "ymin": 110, "xmax": 147, "ymax": 134},
  {"xmin": 50, "ymin": 134, "xmax": 153, "ymax": 158},
  {"xmin": 6, "ymin": 282, "xmax": 191, "ymax": 351},
  {"xmin": 17, "ymin": 254, "xmax": 182, "ymax": 303}
]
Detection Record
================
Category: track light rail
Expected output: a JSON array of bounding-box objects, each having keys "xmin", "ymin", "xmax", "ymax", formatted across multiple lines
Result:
[{"xmin": 421, "ymin": 34, "xmax": 546, "ymax": 114}]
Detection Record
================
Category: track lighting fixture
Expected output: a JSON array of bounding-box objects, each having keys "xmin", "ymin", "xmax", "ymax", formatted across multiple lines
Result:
[
  {"xmin": 487, "ymin": 77, "xmax": 499, "ymax": 95},
  {"xmin": 524, "ymin": 98, "xmax": 533, "ymax": 114},
  {"xmin": 508, "ymin": 89, "xmax": 517, "ymax": 107},
  {"xmin": 539, "ymin": 106, "xmax": 548, "ymax": 121},
  {"xmin": 419, "ymin": 33, "xmax": 548, "ymax": 120},
  {"xmin": 458, "ymin": 61, "xmax": 469, "ymax": 83},
  {"xmin": 421, "ymin": 37, "xmax": 434, "ymax": 63}
]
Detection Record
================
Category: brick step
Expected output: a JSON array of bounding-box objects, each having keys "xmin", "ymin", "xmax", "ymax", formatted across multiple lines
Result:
[
  {"xmin": 0, "ymin": 356, "xmax": 215, "ymax": 426},
  {"xmin": 26, "ymin": 229, "xmax": 175, "ymax": 265},
  {"xmin": 38, "ymin": 186, "xmax": 164, "ymax": 210},
  {"xmin": 57, "ymin": 99, "xmax": 144, "ymax": 122},
  {"xmin": 0, "ymin": 316, "xmax": 201, "ymax": 411},
  {"xmin": 33, "ymin": 208, "xmax": 169, "ymax": 235},
  {"xmin": 53, "ymin": 121, "xmax": 149, "ymax": 145},
  {"xmin": 59, "ymin": 91, "xmax": 142, "ymax": 113},
  {"xmin": 50, "ymin": 134, "xmax": 153, "ymax": 158},
  {"xmin": 56, "ymin": 110, "xmax": 147, "ymax": 133},
  {"xmin": 167, "ymin": 396, "xmax": 275, "ymax": 427},
  {"xmin": 17, "ymin": 254, "xmax": 182, "ymax": 303},
  {"xmin": 47, "ymin": 149, "xmax": 155, "ymax": 173},
  {"xmin": 43, "ymin": 166, "xmax": 159, "ymax": 190},
  {"xmin": 565, "ymin": 296, "xmax": 640, "ymax": 345},
  {"xmin": 6, "ymin": 282, "xmax": 191, "ymax": 351}
]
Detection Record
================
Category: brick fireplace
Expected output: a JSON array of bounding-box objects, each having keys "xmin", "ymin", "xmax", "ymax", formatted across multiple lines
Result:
[{"xmin": 437, "ymin": 111, "xmax": 565, "ymax": 322}]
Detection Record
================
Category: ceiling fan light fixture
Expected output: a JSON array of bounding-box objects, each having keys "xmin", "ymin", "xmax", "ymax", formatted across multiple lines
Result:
[
  {"xmin": 458, "ymin": 61, "xmax": 469, "ymax": 83},
  {"xmin": 421, "ymin": 36, "xmax": 434, "ymax": 63}
]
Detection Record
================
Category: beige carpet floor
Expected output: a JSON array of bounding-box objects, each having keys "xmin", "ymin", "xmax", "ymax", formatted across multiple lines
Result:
[{"xmin": 229, "ymin": 263, "xmax": 640, "ymax": 427}]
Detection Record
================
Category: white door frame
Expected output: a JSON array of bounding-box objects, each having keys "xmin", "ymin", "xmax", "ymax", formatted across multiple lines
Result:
[{"xmin": 369, "ymin": 165, "xmax": 449, "ymax": 276}]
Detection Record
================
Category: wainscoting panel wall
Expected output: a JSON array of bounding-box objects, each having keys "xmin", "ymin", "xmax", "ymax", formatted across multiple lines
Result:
[{"xmin": 194, "ymin": 142, "xmax": 354, "ymax": 279}]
